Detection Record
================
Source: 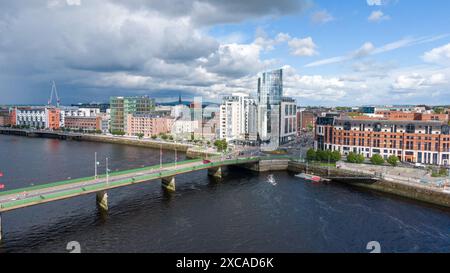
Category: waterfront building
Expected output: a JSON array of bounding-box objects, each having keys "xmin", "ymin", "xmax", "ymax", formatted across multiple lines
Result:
[
  {"xmin": 315, "ymin": 115, "xmax": 450, "ymax": 166},
  {"xmin": 126, "ymin": 114, "xmax": 174, "ymax": 138},
  {"xmin": 110, "ymin": 96, "xmax": 155, "ymax": 133},
  {"xmin": 64, "ymin": 116, "xmax": 102, "ymax": 132},
  {"xmin": 13, "ymin": 107, "xmax": 60, "ymax": 130},
  {"xmin": 60, "ymin": 107, "xmax": 100, "ymax": 127},
  {"xmin": 256, "ymin": 68, "xmax": 296, "ymax": 149},
  {"xmin": 280, "ymin": 97, "xmax": 297, "ymax": 144},
  {"xmin": 0, "ymin": 108, "xmax": 11, "ymax": 127},
  {"xmin": 219, "ymin": 93, "xmax": 257, "ymax": 141}
]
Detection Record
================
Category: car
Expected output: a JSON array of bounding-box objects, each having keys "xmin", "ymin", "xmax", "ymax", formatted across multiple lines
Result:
[{"xmin": 203, "ymin": 160, "xmax": 211, "ymax": 164}]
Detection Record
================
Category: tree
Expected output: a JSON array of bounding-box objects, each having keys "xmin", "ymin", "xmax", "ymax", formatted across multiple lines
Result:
[
  {"xmin": 307, "ymin": 123, "xmax": 314, "ymax": 132},
  {"xmin": 370, "ymin": 154, "xmax": 385, "ymax": 165},
  {"xmin": 347, "ymin": 152, "xmax": 365, "ymax": 164},
  {"xmin": 306, "ymin": 149, "xmax": 316, "ymax": 161},
  {"xmin": 214, "ymin": 139, "xmax": 228, "ymax": 152},
  {"xmin": 387, "ymin": 155, "xmax": 399, "ymax": 166},
  {"xmin": 330, "ymin": 150, "xmax": 341, "ymax": 162},
  {"xmin": 111, "ymin": 130, "xmax": 125, "ymax": 136},
  {"xmin": 136, "ymin": 133, "xmax": 144, "ymax": 139},
  {"xmin": 160, "ymin": 133, "xmax": 168, "ymax": 140},
  {"xmin": 151, "ymin": 135, "xmax": 157, "ymax": 139}
]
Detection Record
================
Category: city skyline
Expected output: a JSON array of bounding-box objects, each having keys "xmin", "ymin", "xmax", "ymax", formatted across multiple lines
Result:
[{"xmin": 1, "ymin": 0, "xmax": 450, "ymax": 106}]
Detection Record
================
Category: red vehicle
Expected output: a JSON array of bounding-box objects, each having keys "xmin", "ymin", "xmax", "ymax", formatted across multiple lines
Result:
[
  {"xmin": 0, "ymin": 184, "xmax": 5, "ymax": 190},
  {"xmin": 203, "ymin": 159, "xmax": 212, "ymax": 164}
]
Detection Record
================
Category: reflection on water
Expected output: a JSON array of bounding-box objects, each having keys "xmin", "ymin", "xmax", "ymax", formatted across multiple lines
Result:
[{"xmin": 0, "ymin": 134, "xmax": 449, "ymax": 253}]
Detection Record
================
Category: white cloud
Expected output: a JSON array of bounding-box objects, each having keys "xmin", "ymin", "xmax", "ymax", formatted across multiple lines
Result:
[
  {"xmin": 423, "ymin": 43, "xmax": 450, "ymax": 65},
  {"xmin": 310, "ymin": 10, "xmax": 334, "ymax": 25},
  {"xmin": 368, "ymin": 10, "xmax": 390, "ymax": 22},
  {"xmin": 305, "ymin": 35, "xmax": 447, "ymax": 67},
  {"xmin": 288, "ymin": 37, "xmax": 318, "ymax": 57}
]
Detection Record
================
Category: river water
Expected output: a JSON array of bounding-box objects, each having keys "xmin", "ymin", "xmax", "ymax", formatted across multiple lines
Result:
[{"xmin": 0, "ymin": 134, "xmax": 449, "ymax": 253}]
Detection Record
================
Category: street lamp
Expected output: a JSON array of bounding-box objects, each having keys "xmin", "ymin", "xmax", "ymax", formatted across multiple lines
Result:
[
  {"xmin": 94, "ymin": 152, "xmax": 100, "ymax": 179},
  {"xmin": 106, "ymin": 157, "xmax": 110, "ymax": 186}
]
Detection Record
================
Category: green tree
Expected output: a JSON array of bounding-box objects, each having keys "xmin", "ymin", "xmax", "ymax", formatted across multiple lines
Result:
[
  {"xmin": 330, "ymin": 150, "xmax": 341, "ymax": 162},
  {"xmin": 370, "ymin": 154, "xmax": 385, "ymax": 165},
  {"xmin": 111, "ymin": 130, "xmax": 125, "ymax": 136},
  {"xmin": 214, "ymin": 139, "xmax": 228, "ymax": 152},
  {"xmin": 160, "ymin": 133, "xmax": 168, "ymax": 140},
  {"xmin": 347, "ymin": 152, "xmax": 365, "ymax": 164},
  {"xmin": 306, "ymin": 123, "xmax": 314, "ymax": 132},
  {"xmin": 136, "ymin": 133, "xmax": 144, "ymax": 139},
  {"xmin": 387, "ymin": 155, "xmax": 399, "ymax": 166},
  {"xmin": 306, "ymin": 148, "xmax": 316, "ymax": 161},
  {"xmin": 151, "ymin": 135, "xmax": 157, "ymax": 139}
]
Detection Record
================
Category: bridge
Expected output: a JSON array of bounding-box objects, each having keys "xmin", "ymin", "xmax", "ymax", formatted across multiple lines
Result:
[{"xmin": 0, "ymin": 155, "xmax": 284, "ymax": 241}]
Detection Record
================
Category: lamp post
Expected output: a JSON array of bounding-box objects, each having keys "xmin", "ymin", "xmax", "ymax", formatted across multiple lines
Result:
[
  {"xmin": 160, "ymin": 144, "xmax": 163, "ymax": 169},
  {"xmin": 106, "ymin": 157, "xmax": 109, "ymax": 186},
  {"xmin": 175, "ymin": 147, "xmax": 177, "ymax": 168},
  {"xmin": 94, "ymin": 152, "xmax": 100, "ymax": 179}
]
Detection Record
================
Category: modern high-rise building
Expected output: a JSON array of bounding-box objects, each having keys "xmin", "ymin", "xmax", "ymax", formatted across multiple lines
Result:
[
  {"xmin": 256, "ymin": 68, "xmax": 296, "ymax": 149},
  {"xmin": 219, "ymin": 93, "xmax": 257, "ymax": 141},
  {"xmin": 110, "ymin": 96, "xmax": 155, "ymax": 132}
]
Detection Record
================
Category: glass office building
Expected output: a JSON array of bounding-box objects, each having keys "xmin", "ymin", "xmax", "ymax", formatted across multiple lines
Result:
[{"xmin": 257, "ymin": 69, "xmax": 283, "ymax": 149}]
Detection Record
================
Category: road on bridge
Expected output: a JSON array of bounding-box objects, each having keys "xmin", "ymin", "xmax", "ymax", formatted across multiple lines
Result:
[{"xmin": 0, "ymin": 155, "xmax": 252, "ymax": 211}]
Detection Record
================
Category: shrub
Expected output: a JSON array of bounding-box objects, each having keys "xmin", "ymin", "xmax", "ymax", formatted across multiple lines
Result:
[
  {"xmin": 387, "ymin": 155, "xmax": 399, "ymax": 166},
  {"xmin": 370, "ymin": 154, "xmax": 385, "ymax": 165},
  {"xmin": 306, "ymin": 148, "xmax": 316, "ymax": 161},
  {"xmin": 347, "ymin": 152, "xmax": 365, "ymax": 164}
]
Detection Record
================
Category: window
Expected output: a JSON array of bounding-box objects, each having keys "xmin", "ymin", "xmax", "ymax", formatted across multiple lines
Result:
[
  {"xmin": 373, "ymin": 123, "xmax": 382, "ymax": 132},
  {"xmin": 406, "ymin": 124, "xmax": 415, "ymax": 134},
  {"xmin": 344, "ymin": 122, "xmax": 351, "ymax": 131}
]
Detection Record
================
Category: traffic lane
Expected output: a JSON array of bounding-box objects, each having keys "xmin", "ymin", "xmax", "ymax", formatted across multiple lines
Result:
[{"xmin": 0, "ymin": 159, "xmax": 228, "ymax": 204}]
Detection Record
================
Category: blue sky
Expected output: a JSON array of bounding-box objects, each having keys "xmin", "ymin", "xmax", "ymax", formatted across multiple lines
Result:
[{"xmin": 1, "ymin": 0, "xmax": 449, "ymax": 106}]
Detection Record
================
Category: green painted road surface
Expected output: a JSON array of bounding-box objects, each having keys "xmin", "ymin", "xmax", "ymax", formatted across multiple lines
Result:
[{"xmin": 0, "ymin": 156, "xmax": 291, "ymax": 212}]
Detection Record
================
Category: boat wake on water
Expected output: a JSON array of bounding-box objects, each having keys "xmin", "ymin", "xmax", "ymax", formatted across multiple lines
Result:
[{"xmin": 267, "ymin": 174, "xmax": 277, "ymax": 186}]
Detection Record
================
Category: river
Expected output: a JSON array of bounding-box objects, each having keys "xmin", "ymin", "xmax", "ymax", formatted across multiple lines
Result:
[{"xmin": 0, "ymin": 134, "xmax": 449, "ymax": 253}]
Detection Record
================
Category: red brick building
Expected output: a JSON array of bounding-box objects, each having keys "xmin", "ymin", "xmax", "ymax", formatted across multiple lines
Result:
[
  {"xmin": 64, "ymin": 116, "xmax": 101, "ymax": 131},
  {"xmin": 315, "ymin": 115, "xmax": 450, "ymax": 166}
]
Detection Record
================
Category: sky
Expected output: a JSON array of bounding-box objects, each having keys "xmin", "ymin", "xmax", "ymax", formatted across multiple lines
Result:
[{"xmin": 1, "ymin": 0, "xmax": 450, "ymax": 106}]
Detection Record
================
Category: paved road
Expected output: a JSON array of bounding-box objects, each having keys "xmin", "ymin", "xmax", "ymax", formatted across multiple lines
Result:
[{"xmin": 0, "ymin": 155, "xmax": 241, "ymax": 207}]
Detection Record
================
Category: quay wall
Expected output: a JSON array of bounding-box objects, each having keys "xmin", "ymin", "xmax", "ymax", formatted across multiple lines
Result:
[{"xmin": 288, "ymin": 161, "xmax": 450, "ymax": 208}]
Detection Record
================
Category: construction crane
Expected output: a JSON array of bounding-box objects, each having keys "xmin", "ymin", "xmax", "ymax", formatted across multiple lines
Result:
[{"xmin": 48, "ymin": 81, "xmax": 61, "ymax": 107}]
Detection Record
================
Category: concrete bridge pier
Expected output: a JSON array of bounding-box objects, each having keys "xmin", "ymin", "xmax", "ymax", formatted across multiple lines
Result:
[
  {"xmin": 162, "ymin": 176, "xmax": 176, "ymax": 192},
  {"xmin": 96, "ymin": 191, "xmax": 108, "ymax": 211},
  {"xmin": 208, "ymin": 167, "xmax": 226, "ymax": 179}
]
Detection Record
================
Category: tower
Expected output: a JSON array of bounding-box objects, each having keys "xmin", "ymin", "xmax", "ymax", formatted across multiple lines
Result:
[{"xmin": 48, "ymin": 81, "xmax": 61, "ymax": 107}]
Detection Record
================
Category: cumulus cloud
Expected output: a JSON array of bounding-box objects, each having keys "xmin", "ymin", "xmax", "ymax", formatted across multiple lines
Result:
[
  {"xmin": 366, "ymin": 0, "xmax": 389, "ymax": 6},
  {"xmin": 0, "ymin": 0, "xmax": 313, "ymax": 103},
  {"xmin": 288, "ymin": 37, "xmax": 318, "ymax": 56},
  {"xmin": 368, "ymin": 10, "xmax": 390, "ymax": 22},
  {"xmin": 423, "ymin": 43, "xmax": 450, "ymax": 65}
]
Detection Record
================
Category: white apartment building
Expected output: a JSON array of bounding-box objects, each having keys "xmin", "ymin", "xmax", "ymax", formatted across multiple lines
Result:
[
  {"xmin": 219, "ymin": 93, "xmax": 256, "ymax": 141},
  {"xmin": 280, "ymin": 97, "xmax": 297, "ymax": 144}
]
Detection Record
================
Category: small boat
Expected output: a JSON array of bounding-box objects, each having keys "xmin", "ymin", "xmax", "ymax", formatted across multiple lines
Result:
[{"xmin": 295, "ymin": 173, "xmax": 322, "ymax": 183}]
